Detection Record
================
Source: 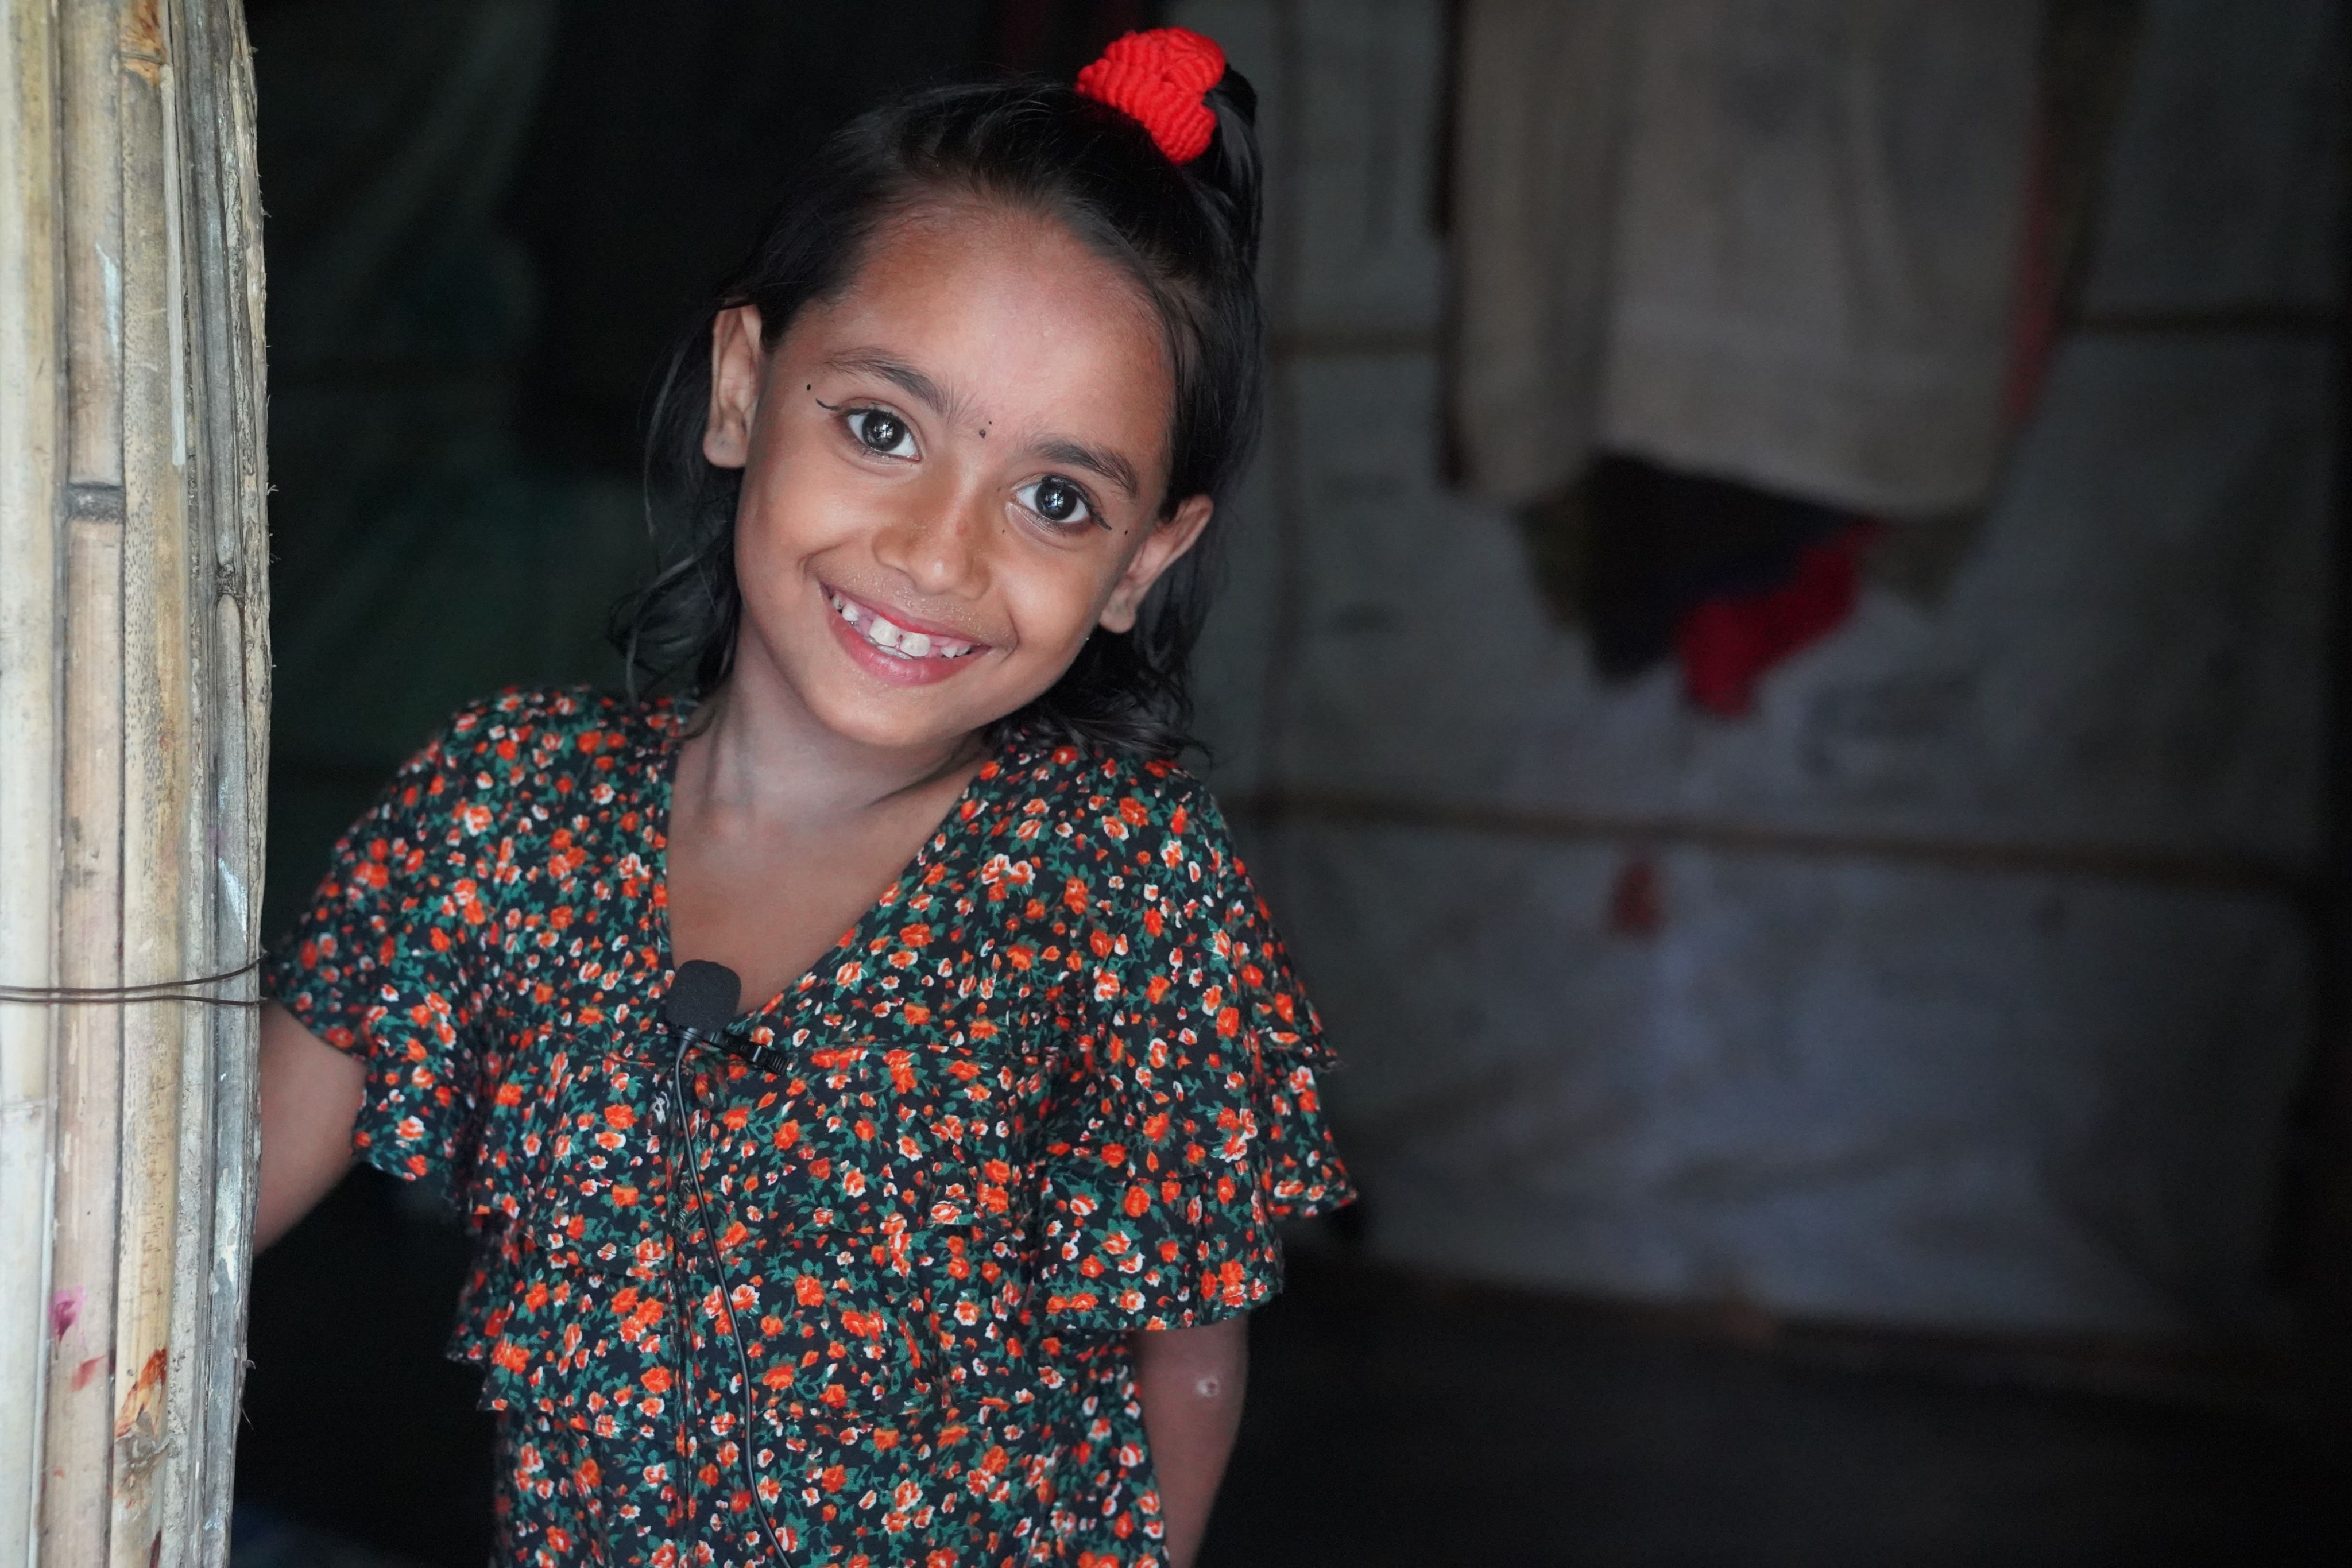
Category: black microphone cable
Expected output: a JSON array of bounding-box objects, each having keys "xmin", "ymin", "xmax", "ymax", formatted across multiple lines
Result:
[{"xmin": 663, "ymin": 959, "xmax": 794, "ymax": 1562}]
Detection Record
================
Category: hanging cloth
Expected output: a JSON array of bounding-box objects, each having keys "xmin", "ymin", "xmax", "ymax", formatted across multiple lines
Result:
[
  {"xmin": 1449, "ymin": 0, "xmax": 2042, "ymax": 516},
  {"xmin": 1446, "ymin": 0, "xmax": 1633, "ymax": 506}
]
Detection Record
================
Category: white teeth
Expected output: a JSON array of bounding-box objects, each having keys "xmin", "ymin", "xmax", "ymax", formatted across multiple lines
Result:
[{"xmin": 829, "ymin": 589, "xmax": 977, "ymax": 659}]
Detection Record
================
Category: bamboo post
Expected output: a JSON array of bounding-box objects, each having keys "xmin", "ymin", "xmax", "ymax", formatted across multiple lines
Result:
[
  {"xmin": 0, "ymin": 0, "xmax": 67, "ymax": 1555},
  {"xmin": 0, "ymin": 3, "xmax": 269, "ymax": 1567}
]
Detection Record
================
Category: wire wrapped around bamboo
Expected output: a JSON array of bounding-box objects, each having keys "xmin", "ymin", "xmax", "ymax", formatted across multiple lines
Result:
[{"xmin": 0, "ymin": 3, "xmax": 267, "ymax": 1566}]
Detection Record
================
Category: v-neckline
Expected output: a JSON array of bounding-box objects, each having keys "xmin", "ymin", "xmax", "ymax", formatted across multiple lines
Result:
[{"xmin": 645, "ymin": 704, "xmax": 1005, "ymax": 1031}]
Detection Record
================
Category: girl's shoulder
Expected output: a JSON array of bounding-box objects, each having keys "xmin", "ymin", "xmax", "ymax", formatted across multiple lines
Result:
[
  {"xmin": 409, "ymin": 685, "xmax": 682, "ymax": 787},
  {"xmin": 436, "ymin": 684, "xmax": 684, "ymax": 758},
  {"xmin": 372, "ymin": 685, "xmax": 679, "ymax": 831},
  {"xmin": 984, "ymin": 730, "xmax": 1216, "ymax": 819},
  {"xmin": 977, "ymin": 730, "xmax": 1246, "ymax": 882}
]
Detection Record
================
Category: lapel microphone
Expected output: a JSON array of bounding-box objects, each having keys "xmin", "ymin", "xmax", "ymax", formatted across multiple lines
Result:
[
  {"xmin": 663, "ymin": 959, "xmax": 742, "ymax": 1048},
  {"xmin": 666, "ymin": 958, "xmax": 772, "ymax": 1067}
]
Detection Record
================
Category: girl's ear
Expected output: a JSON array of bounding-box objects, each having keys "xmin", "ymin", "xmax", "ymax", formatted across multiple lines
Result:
[
  {"xmin": 703, "ymin": 305, "xmax": 766, "ymax": 469},
  {"xmin": 1098, "ymin": 494, "xmax": 1215, "ymax": 634}
]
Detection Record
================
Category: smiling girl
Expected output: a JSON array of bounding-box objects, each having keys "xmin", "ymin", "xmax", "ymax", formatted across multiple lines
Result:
[{"xmin": 250, "ymin": 26, "xmax": 1349, "ymax": 1568}]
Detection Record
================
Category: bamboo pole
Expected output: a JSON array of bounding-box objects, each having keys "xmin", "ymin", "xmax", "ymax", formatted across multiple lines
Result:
[
  {"xmin": 41, "ymin": 21, "xmax": 137, "ymax": 1561},
  {"xmin": 109, "ymin": 10, "xmax": 195, "ymax": 1558},
  {"xmin": 0, "ymin": 3, "xmax": 268, "ymax": 1566},
  {"xmin": 41, "ymin": 1, "xmax": 140, "ymax": 1552},
  {"xmin": 0, "ymin": 0, "xmax": 65, "ymax": 1557},
  {"xmin": 168, "ymin": 7, "xmax": 270, "ymax": 1559}
]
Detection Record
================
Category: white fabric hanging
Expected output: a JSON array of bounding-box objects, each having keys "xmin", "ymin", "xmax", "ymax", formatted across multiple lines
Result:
[{"xmin": 1450, "ymin": 0, "xmax": 2042, "ymax": 515}]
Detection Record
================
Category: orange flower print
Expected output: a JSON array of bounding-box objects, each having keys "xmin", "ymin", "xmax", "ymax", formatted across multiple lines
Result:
[{"xmin": 258, "ymin": 688, "xmax": 1351, "ymax": 1566}]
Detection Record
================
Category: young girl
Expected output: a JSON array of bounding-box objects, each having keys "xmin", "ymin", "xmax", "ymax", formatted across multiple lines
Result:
[{"xmin": 252, "ymin": 27, "xmax": 1349, "ymax": 1568}]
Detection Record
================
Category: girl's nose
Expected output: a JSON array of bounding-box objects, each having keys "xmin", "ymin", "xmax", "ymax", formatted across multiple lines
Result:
[{"xmin": 872, "ymin": 478, "xmax": 993, "ymax": 599}]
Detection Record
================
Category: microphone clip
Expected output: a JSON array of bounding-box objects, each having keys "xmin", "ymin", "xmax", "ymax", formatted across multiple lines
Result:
[{"xmin": 705, "ymin": 1028, "xmax": 772, "ymax": 1070}]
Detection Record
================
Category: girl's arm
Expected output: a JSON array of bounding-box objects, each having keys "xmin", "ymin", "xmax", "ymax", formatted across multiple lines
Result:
[
  {"xmin": 1132, "ymin": 1315, "xmax": 1248, "ymax": 1568},
  {"xmin": 253, "ymin": 1001, "xmax": 366, "ymax": 1250}
]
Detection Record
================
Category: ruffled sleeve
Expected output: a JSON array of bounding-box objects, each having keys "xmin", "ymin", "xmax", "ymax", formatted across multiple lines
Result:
[
  {"xmin": 261, "ymin": 700, "xmax": 498, "ymax": 1190},
  {"xmin": 1031, "ymin": 785, "xmax": 1352, "ymax": 1334}
]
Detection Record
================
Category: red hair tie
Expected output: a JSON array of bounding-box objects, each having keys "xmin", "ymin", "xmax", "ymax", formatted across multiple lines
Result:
[{"xmin": 1075, "ymin": 27, "xmax": 1227, "ymax": 165}]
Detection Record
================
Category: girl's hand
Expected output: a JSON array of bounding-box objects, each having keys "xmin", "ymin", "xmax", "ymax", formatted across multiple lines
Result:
[
  {"xmin": 1131, "ymin": 1315, "xmax": 1248, "ymax": 1568},
  {"xmin": 253, "ymin": 1001, "xmax": 366, "ymax": 1250}
]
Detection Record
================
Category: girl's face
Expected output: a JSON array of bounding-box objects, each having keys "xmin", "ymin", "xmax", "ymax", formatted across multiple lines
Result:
[{"xmin": 703, "ymin": 202, "xmax": 1212, "ymax": 759}]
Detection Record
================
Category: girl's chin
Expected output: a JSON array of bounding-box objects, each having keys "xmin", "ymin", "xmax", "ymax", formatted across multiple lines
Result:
[
  {"xmin": 794, "ymin": 667, "xmax": 1023, "ymax": 757},
  {"xmin": 806, "ymin": 702, "xmax": 999, "ymax": 761}
]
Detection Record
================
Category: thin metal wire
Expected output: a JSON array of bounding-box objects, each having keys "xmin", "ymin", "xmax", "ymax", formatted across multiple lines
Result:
[{"xmin": 0, "ymin": 957, "xmax": 264, "ymax": 1007}]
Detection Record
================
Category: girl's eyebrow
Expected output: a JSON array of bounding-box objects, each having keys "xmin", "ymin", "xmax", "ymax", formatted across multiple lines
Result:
[
  {"xmin": 1030, "ymin": 437, "xmax": 1141, "ymax": 500},
  {"xmin": 826, "ymin": 349, "xmax": 1143, "ymax": 501},
  {"xmin": 825, "ymin": 351, "xmax": 970, "ymax": 424}
]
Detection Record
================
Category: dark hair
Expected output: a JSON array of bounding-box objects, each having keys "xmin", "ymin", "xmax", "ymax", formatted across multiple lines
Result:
[{"xmin": 610, "ymin": 67, "xmax": 1266, "ymax": 759}]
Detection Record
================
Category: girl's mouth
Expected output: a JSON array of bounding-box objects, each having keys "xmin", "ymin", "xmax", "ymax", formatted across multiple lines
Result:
[{"xmin": 825, "ymin": 587, "xmax": 982, "ymax": 661}]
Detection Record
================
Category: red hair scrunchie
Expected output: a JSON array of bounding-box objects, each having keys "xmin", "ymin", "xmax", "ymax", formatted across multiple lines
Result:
[{"xmin": 1074, "ymin": 26, "xmax": 1228, "ymax": 165}]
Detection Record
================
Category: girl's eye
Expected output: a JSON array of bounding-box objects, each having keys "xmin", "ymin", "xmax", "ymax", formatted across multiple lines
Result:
[
  {"xmin": 846, "ymin": 408, "xmax": 916, "ymax": 458},
  {"xmin": 1017, "ymin": 475, "xmax": 1097, "ymax": 530}
]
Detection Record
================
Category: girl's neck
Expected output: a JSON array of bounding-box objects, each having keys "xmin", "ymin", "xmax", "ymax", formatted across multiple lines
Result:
[{"xmin": 677, "ymin": 659, "xmax": 984, "ymax": 830}]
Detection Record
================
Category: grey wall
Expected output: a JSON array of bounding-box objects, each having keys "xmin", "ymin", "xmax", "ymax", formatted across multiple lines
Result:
[{"xmin": 1179, "ymin": 0, "xmax": 2341, "ymax": 1339}]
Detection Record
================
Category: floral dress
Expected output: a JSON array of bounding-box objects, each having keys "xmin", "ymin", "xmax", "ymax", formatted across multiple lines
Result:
[{"xmin": 263, "ymin": 687, "xmax": 1351, "ymax": 1567}]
